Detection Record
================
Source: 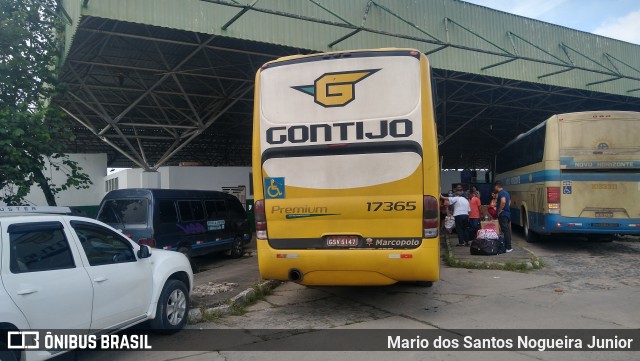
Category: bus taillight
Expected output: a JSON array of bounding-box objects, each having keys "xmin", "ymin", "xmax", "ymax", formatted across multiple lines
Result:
[
  {"xmin": 423, "ymin": 195, "xmax": 439, "ymax": 238},
  {"xmin": 254, "ymin": 199, "xmax": 268, "ymax": 240},
  {"xmin": 547, "ymin": 187, "xmax": 561, "ymax": 214}
]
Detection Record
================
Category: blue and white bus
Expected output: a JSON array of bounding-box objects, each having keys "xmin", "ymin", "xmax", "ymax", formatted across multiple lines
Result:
[{"xmin": 496, "ymin": 111, "xmax": 640, "ymax": 242}]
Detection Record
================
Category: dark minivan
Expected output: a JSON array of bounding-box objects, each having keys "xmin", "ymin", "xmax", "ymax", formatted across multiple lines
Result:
[{"xmin": 96, "ymin": 189, "xmax": 251, "ymax": 258}]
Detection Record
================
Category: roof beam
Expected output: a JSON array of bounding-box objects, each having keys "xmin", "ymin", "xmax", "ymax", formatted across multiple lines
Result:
[
  {"xmin": 70, "ymin": 60, "xmax": 252, "ymax": 83},
  {"xmin": 80, "ymin": 28, "xmax": 280, "ymax": 58},
  {"xmin": 153, "ymin": 85, "xmax": 253, "ymax": 168}
]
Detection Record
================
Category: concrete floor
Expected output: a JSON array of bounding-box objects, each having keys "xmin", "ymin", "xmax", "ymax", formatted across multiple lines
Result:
[{"xmin": 66, "ymin": 233, "xmax": 640, "ymax": 361}]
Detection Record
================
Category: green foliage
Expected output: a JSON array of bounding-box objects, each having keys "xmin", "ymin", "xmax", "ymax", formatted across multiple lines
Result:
[{"xmin": 0, "ymin": 0, "xmax": 91, "ymax": 206}]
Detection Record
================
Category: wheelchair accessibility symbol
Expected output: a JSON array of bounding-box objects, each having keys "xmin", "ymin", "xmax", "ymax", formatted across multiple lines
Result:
[
  {"xmin": 563, "ymin": 185, "xmax": 572, "ymax": 194},
  {"xmin": 265, "ymin": 177, "xmax": 285, "ymax": 199}
]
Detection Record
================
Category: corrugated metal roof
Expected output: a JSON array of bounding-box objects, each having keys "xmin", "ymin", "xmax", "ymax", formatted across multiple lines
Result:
[
  {"xmin": 55, "ymin": 0, "xmax": 640, "ymax": 96},
  {"xmin": 60, "ymin": 0, "xmax": 83, "ymax": 62},
  {"xmin": 54, "ymin": 5, "xmax": 640, "ymax": 169},
  {"xmin": 57, "ymin": 0, "xmax": 640, "ymax": 98}
]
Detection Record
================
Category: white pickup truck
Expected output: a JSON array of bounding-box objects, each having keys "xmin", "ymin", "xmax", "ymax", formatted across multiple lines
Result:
[{"xmin": 0, "ymin": 207, "xmax": 193, "ymax": 361}]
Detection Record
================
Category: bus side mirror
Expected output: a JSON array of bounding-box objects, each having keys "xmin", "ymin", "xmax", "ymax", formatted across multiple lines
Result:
[{"xmin": 137, "ymin": 245, "xmax": 152, "ymax": 259}]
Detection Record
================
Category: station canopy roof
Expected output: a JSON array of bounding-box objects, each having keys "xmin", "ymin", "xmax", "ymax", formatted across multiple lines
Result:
[{"xmin": 55, "ymin": 0, "xmax": 640, "ymax": 170}]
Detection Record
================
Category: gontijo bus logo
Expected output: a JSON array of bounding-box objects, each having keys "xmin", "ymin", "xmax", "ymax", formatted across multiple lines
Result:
[{"xmin": 292, "ymin": 69, "xmax": 380, "ymax": 107}]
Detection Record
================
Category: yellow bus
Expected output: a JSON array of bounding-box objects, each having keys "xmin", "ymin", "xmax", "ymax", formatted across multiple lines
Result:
[
  {"xmin": 252, "ymin": 49, "xmax": 440, "ymax": 286},
  {"xmin": 496, "ymin": 111, "xmax": 640, "ymax": 242}
]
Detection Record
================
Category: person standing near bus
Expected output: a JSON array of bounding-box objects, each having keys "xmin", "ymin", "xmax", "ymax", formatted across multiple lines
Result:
[
  {"xmin": 442, "ymin": 192, "xmax": 471, "ymax": 247},
  {"xmin": 494, "ymin": 181, "xmax": 512, "ymax": 253},
  {"xmin": 471, "ymin": 185, "xmax": 481, "ymax": 200},
  {"xmin": 487, "ymin": 191, "xmax": 498, "ymax": 219},
  {"xmin": 468, "ymin": 192, "xmax": 482, "ymax": 239}
]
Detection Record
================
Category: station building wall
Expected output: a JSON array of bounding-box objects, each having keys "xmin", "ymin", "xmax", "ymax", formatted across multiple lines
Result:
[{"xmin": 0, "ymin": 153, "xmax": 107, "ymax": 209}]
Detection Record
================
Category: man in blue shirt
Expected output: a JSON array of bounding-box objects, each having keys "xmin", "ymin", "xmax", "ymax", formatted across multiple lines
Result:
[{"xmin": 494, "ymin": 181, "xmax": 513, "ymax": 252}]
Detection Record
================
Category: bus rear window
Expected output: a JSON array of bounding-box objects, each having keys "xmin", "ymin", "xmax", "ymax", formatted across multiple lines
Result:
[{"xmin": 97, "ymin": 199, "xmax": 148, "ymax": 227}]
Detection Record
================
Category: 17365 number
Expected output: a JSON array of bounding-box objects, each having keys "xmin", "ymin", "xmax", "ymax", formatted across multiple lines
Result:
[{"xmin": 366, "ymin": 201, "xmax": 417, "ymax": 212}]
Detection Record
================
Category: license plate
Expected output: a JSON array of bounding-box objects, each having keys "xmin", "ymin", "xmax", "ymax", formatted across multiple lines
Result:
[
  {"xmin": 595, "ymin": 212, "xmax": 613, "ymax": 218},
  {"xmin": 326, "ymin": 235, "xmax": 359, "ymax": 247},
  {"xmin": 592, "ymin": 223, "xmax": 619, "ymax": 228}
]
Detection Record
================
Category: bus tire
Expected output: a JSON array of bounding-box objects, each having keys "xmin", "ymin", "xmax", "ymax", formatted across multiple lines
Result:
[{"xmin": 522, "ymin": 211, "xmax": 538, "ymax": 243}]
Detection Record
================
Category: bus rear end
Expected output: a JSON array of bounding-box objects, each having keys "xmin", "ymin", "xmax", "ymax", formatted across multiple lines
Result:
[
  {"xmin": 252, "ymin": 49, "xmax": 440, "ymax": 286},
  {"xmin": 552, "ymin": 111, "xmax": 640, "ymax": 237}
]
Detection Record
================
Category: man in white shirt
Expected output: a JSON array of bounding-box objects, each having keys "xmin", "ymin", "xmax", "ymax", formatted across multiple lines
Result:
[{"xmin": 442, "ymin": 192, "xmax": 471, "ymax": 246}]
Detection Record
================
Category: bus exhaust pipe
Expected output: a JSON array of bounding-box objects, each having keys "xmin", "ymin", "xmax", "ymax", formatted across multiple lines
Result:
[{"xmin": 288, "ymin": 268, "xmax": 303, "ymax": 282}]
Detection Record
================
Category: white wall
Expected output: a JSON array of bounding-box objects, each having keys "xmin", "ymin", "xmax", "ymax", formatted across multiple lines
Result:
[
  {"xmin": 104, "ymin": 167, "xmax": 141, "ymax": 189},
  {"xmin": 103, "ymin": 166, "xmax": 254, "ymax": 199},
  {"xmin": 162, "ymin": 166, "xmax": 252, "ymax": 197},
  {"xmin": 0, "ymin": 153, "xmax": 107, "ymax": 207}
]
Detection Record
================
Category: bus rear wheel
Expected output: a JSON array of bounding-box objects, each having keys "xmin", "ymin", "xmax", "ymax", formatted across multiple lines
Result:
[{"xmin": 522, "ymin": 211, "xmax": 538, "ymax": 243}]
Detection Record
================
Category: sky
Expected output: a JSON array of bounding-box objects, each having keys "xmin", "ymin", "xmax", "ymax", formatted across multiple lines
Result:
[{"xmin": 464, "ymin": 0, "xmax": 640, "ymax": 45}]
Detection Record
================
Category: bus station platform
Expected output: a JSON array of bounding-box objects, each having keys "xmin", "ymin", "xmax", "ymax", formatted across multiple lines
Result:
[{"xmin": 442, "ymin": 232, "xmax": 539, "ymax": 270}]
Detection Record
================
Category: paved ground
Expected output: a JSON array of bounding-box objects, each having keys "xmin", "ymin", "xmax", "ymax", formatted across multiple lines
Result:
[
  {"xmin": 190, "ymin": 250, "xmax": 259, "ymax": 307},
  {"xmin": 524, "ymin": 234, "xmax": 640, "ymax": 291},
  {"xmin": 66, "ymin": 232, "xmax": 639, "ymax": 361}
]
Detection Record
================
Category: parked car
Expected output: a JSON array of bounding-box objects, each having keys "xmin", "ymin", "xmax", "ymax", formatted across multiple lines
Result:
[
  {"xmin": 96, "ymin": 189, "xmax": 251, "ymax": 259},
  {"xmin": 0, "ymin": 207, "xmax": 193, "ymax": 361}
]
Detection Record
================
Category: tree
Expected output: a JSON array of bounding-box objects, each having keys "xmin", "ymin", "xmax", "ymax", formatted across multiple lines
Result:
[{"xmin": 0, "ymin": 0, "xmax": 91, "ymax": 206}]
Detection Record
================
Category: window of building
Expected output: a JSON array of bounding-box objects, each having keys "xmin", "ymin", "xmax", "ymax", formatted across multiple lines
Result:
[{"xmin": 105, "ymin": 178, "xmax": 119, "ymax": 192}]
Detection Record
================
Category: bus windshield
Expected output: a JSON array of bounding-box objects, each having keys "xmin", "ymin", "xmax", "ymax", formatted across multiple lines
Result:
[{"xmin": 259, "ymin": 54, "xmax": 423, "ymax": 190}]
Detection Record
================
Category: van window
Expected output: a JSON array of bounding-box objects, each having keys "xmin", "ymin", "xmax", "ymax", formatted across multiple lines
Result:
[
  {"xmin": 205, "ymin": 201, "xmax": 217, "ymax": 219},
  {"xmin": 158, "ymin": 200, "xmax": 178, "ymax": 223},
  {"xmin": 178, "ymin": 200, "xmax": 205, "ymax": 222},
  {"xmin": 205, "ymin": 200, "xmax": 227, "ymax": 219},
  {"xmin": 97, "ymin": 199, "xmax": 148, "ymax": 227},
  {"xmin": 215, "ymin": 201, "xmax": 227, "ymax": 219},
  {"xmin": 192, "ymin": 201, "xmax": 205, "ymax": 220}
]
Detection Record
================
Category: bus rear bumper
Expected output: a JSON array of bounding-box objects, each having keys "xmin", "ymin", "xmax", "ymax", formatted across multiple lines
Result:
[
  {"xmin": 256, "ymin": 238, "xmax": 440, "ymax": 286},
  {"xmin": 544, "ymin": 214, "xmax": 640, "ymax": 235}
]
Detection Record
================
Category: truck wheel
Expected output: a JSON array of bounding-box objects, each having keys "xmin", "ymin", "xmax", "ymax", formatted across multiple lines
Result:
[
  {"xmin": 150, "ymin": 280, "xmax": 189, "ymax": 334},
  {"xmin": 229, "ymin": 236, "xmax": 244, "ymax": 259}
]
